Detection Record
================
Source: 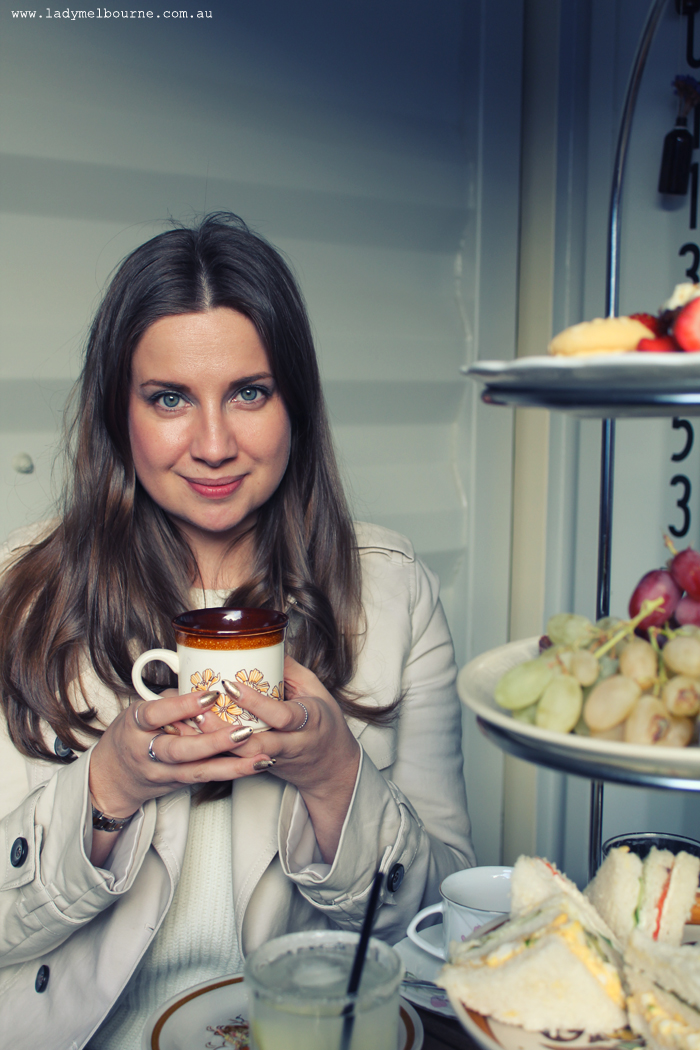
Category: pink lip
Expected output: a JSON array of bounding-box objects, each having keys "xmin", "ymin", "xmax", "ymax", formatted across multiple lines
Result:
[{"xmin": 183, "ymin": 476, "xmax": 244, "ymax": 499}]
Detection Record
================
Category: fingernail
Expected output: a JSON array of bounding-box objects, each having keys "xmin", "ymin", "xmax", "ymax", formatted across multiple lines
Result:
[
  {"xmin": 230, "ymin": 726, "xmax": 253, "ymax": 744},
  {"xmin": 223, "ymin": 679, "xmax": 241, "ymax": 699},
  {"xmin": 254, "ymin": 758, "xmax": 276, "ymax": 770},
  {"xmin": 162, "ymin": 723, "xmax": 180, "ymax": 735},
  {"xmin": 197, "ymin": 690, "xmax": 219, "ymax": 707},
  {"xmin": 194, "ymin": 713, "xmax": 206, "ymax": 725}
]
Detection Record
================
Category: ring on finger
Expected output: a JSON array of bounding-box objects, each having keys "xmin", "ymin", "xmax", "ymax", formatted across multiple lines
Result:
[
  {"xmin": 132, "ymin": 701, "xmax": 149, "ymax": 731},
  {"xmin": 148, "ymin": 733, "xmax": 165, "ymax": 763},
  {"xmin": 289, "ymin": 700, "xmax": 308, "ymax": 731}
]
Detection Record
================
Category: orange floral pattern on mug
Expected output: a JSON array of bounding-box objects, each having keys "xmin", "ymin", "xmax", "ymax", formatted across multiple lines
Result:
[
  {"xmin": 190, "ymin": 668, "xmax": 221, "ymax": 692},
  {"xmin": 269, "ymin": 682, "xmax": 284, "ymax": 700},
  {"xmin": 235, "ymin": 668, "xmax": 270, "ymax": 693},
  {"xmin": 211, "ymin": 694, "xmax": 259, "ymax": 725}
]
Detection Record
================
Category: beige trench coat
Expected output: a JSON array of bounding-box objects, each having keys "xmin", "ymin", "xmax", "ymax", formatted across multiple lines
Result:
[{"xmin": 0, "ymin": 522, "xmax": 474, "ymax": 1050}]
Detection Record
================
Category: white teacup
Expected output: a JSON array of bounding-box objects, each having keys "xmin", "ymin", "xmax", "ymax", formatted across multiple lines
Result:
[
  {"xmin": 406, "ymin": 866, "xmax": 512, "ymax": 960},
  {"xmin": 132, "ymin": 608, "xmax": 288, "ymax": 733}
]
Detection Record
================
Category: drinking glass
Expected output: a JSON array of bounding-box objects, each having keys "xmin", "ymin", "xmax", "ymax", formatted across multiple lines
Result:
[{"xmin": 244, "ymin": 929, "xmax": 403, "ymax": 1050}]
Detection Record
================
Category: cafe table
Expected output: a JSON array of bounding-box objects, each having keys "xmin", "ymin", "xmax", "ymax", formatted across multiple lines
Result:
[{"xmin": 415, "ymin": 1004, "xmax": 482, "ymax": 1050}]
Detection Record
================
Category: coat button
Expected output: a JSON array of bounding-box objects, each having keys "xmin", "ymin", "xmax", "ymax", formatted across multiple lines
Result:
[
  {"xmin": 54, "ymin": 738, "xmax": 74, "ymax": 760},
  {"xmin": 387, "ymin": 862, "xmax": 404, "ymax": 893},
  {"xmin": 35, "ymin": 964, "xmax": 50, "ymax": 993},
  {"xmin": 10, "ymin": 837, "xmax": 28, "ymax": 868}
]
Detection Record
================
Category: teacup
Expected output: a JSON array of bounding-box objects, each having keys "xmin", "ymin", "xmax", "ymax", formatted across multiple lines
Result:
[
  {"xmin": 406, "ymin": 866, "xmax": 512, "ymax": 960},
  {"xmin": 131, "ymin": 608, "xmax": 288, "ymax": 732}
]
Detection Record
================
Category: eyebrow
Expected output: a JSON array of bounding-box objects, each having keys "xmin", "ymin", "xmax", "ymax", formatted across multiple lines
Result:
[{"xmin": 139, "ymin": 372, "xmax": 274, "ymax": 393}]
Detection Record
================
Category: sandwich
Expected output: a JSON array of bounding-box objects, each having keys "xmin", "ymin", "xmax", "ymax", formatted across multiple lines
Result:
[
  {"xmin": 624, "ymin": 928, "xmax": 700, "ymax": 1049},
  {"xmin": 438, "ymin": 893, "xmax": 627, "ymax": 1033},
  {"xmin": 585, "ymin": 846, "xmax": 700, "ymax": 946},
  {"xmin": 510, "ymin": 854, "xmax": 623, "ymax": 951}
]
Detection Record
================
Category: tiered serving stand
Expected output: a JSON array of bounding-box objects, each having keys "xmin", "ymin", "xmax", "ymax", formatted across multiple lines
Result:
[{"xmin": 462, "ymin": 0, "xmax": 700, "ymax": 882}]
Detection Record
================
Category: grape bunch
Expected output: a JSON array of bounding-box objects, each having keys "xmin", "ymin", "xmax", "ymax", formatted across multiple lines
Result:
[{"xmin": 494, "ymin": 598, "xmax": 700, "ymax": 747}]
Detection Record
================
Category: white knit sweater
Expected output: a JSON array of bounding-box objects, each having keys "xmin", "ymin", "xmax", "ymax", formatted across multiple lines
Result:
[{"xmin": 87, "ymin": 789, "xmax": 242, "ymax": 1050}]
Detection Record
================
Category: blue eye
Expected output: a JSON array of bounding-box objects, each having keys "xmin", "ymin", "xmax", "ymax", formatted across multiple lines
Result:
[
  {"xmin": 159, "ymin": 392, "xmax": 183, "ymax": 409},
  {"xmin": 237, "ymin": 387, "xmax": 261, "ymax": 402}
]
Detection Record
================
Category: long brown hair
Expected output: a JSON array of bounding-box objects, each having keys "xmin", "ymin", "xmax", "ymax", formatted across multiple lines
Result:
[{"xmin": 0, "ymin": 213, "xmax": 375, "ymax": 765}]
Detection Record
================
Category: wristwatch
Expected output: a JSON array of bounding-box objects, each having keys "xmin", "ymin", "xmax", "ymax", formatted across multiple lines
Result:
[{"xmin": 91, "ymin": 805, "xmax": 134, "ymax": 833}]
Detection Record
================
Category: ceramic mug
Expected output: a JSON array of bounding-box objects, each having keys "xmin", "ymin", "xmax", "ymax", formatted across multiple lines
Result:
[
  {"xmin": 406, "ymin": 866, "xmax": 512, "ymax": 960},
  {"xmin": 131, "ymin": 608, "xmax": 288, "ymax": 732}
]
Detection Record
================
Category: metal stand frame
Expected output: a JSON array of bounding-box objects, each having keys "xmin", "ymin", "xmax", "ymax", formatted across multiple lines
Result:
[{"xmin": 588, "ymin": 0, "xmax": 670, "ymax": 881}]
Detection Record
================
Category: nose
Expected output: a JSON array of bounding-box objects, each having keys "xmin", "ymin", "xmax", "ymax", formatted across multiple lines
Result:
[{"xmin": 190, "ymin": 405, "xmax": 238, "ymax": 466}]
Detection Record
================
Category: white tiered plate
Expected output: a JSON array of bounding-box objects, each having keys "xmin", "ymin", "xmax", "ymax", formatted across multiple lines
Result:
[
  {"xmin": 464, "ymin": 354, "xmax": 700, "ymax": 417},
  {"xmin": 458, "ymin": 638, "xmax": 700, "ymax": 789}
]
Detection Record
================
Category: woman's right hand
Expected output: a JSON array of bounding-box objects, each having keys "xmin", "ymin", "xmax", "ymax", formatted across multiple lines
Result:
[{"xmin": 88, "ymin": 691, "xmax": 272, "ymax": 820}]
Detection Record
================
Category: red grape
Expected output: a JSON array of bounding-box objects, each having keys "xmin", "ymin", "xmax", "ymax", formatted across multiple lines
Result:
[
  {"xmin": 675, "ymin": 596, "xmax": 700, "ymax": 627},
  {"xmin": 669, "ymin": 546, "xmax": 700, "ymax": 600},
  {"xmin": 628, "ymin": 569, "xmax": 682, "ymax": 629}
]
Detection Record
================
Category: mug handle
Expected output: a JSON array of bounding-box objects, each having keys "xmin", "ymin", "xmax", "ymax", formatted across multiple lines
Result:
[
  {"xmin": 406, "ymin": 903, "xmax": 445, "ymax": 960},
  {"xmin": 132, "ymin": 649, "xmax": 180, "ymax": 702}
]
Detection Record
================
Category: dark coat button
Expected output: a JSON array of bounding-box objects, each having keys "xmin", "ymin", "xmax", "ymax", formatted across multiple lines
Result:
[
  {"xmin": 54, "ymin": 738, "xmax": 74, "ymax": 760},
  {"xmin": 35, "ymin": 965, "xmax": 50, "ymax": 993},
  {"xmin": 387, "ymin": 862, "xmax": 404, "ymax": 893},
  {"xmin": 10, "ymin": 837, "xmax": 28, "ymax": 868}
]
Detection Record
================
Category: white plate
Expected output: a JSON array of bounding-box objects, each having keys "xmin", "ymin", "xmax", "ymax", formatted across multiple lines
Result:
[
  {"xmin": 142, "ymin": 973, "xmax": 423, "ymax": 1050},
  {"xmin": 446, "ymin": 993, "xmax": 643, "ymax": 1050},
  {"xmin": 465, "ymin": 353, "xmax": 700, "ymax": 391},
  {"xmin": 394, "ymin": 925, "xmax": 456, "ymax": 1019},
  {"xmin": 458, "ymin": 638, "xmax": 700, "ymax": 787}
]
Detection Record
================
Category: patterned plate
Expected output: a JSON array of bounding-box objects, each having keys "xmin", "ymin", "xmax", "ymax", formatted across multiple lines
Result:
[{"xmin": 142, "ymin": 973, "xmax": 423, "ymax": 1050}]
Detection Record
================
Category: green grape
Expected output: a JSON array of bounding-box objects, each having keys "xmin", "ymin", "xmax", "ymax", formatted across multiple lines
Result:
[
  {"xmin": 618, "ymin": 638, "xmax": 658, "ymax": 691},
  {"xmin": 598, "ymin": 655, "xmax": 619, "ymax": 680},
  {"xmin": 583, "ymin": 674, "xmax": 640, "ymax": 732},
  {"xmin": 568, "ymin": 649, "xmax": 599, "ymax": 686},
  {"xmin": 596, "ymin": 616, "xmax": 622, "ymax": 633},
  {"xmin": 494, "ymin": 658, "xmax": 555, "ymax": 710},
  {"xmin": 662, "ymin": 635, "xmax": 700, "ymax": 678},
  {"xmin": 546, "ymin": 613, "xmax": 597, "ymax": 647},
  {"xmin": 662, "ymin": 675, "xmax": 700, "ymax": 717},
  {"xmin": 512, "ymin": 702, "xmax": 539, "ymax": 724},
  {"xmin": 535, "ymin": 675, "xmax": 583, "ymax": 733}
]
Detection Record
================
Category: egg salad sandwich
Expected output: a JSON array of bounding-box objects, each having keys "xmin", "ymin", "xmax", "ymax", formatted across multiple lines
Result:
[
  {"xmin": 585, "ymin": 846, "xmax": 700, "ymax": 946},
  {"xmin": 624, "ymin": 928, "xmax": 700, "ymax": 1050},
  {"xmin": 438, "ymin": 893, "xmax": 627, "ymax": 1033}
]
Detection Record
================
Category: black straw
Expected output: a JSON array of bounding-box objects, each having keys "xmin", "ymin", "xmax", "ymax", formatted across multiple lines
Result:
[{"xmin": 339, "ymin": 869, "xmax": 384, "ymax": 1050}]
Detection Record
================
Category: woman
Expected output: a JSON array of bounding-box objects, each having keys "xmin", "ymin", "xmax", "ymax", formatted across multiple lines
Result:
[{"xmin": 0, "ymin": 214, "xmax": 474, "ymax": 1049}]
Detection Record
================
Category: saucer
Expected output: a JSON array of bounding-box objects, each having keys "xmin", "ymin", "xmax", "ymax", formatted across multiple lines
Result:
[
  {"xmin": 142, "ymin": 973, "xmax": 424, "ymax": 1049},
  {"xmin": 394, "ymin": 922, "xmax": 456, "ymax": 1019}
]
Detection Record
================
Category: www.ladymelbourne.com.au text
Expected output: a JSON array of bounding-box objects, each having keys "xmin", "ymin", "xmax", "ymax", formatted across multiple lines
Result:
[{"xmin": 11, "ymin": 8, "xmax": 213, "ymax": 19}]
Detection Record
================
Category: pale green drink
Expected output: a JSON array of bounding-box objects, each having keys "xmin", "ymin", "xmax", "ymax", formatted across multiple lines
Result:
[{"xmin": 244, "ymin": 930, "xmax": 404, "ymax": 1050}]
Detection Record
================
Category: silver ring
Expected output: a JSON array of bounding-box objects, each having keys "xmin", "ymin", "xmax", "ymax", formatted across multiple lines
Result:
[
  {"xmin": 132, "ymin": 702, "xmax": 148, "ymax": 731},
  {"xmin": 290, "ymin": 700, "xmax": 308, "ymax": 731},
  {"xmin": 148, "ymin": 733, "xmax": 164, "ymax": 763}
]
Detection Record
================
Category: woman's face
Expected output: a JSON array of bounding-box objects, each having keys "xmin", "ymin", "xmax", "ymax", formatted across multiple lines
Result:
[{"xmin": 128, "ymin": 307, "xmax": 291, "ymax": 547}]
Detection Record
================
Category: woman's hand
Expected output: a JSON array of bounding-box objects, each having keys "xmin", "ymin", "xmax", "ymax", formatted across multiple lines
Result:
[
  {"xmin": 88, "ymin": 689, "xmax": 273, "ymax": 825},
  {"xmin": 195, "ymin": 656, "xmax": 361, "ymax": 862}
]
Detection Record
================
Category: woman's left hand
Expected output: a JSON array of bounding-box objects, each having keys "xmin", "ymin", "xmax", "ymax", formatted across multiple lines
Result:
[{"xmin": 195, "ymin": 655, "xmax": 361, "ymax": 862}]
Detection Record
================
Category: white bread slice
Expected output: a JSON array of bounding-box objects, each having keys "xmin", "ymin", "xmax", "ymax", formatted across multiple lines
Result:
[
  {"xmin": 511, "ymin": 855, "xmax": 622, "ymax": 952},
  {"xmin": 658, "ymin": 851, "xmax": 700, "ymax": 944},
  {"xmin": 585, "ymin": 846, "xmax": 643, "ymax": 942},
  {"xmin": 625, "ymin": 928, "xmax": 700, "ymax": 1011},
  {"xmin": 439, "ymin": 895, "xmax": 626, "ymax": 1034},
  {"xmin": 626, "ymin": 969, "xmax": 700, "ymax": 1050},
  {"xmin": 637, "ymin": 849, "xmax": 700, "ymax": 945}
]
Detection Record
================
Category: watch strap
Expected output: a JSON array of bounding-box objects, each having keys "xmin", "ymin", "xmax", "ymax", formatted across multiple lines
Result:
[{"xmin": 91, "ymin": 805, "xmax": 134, "ymax": 833}]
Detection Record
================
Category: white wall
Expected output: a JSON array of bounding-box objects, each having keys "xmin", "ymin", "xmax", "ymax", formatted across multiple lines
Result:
[{"xmin": 0, "ymin": 1, "xmax": 526, "ymax": 865}]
